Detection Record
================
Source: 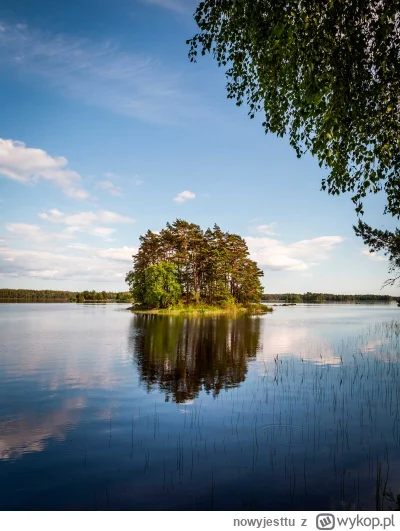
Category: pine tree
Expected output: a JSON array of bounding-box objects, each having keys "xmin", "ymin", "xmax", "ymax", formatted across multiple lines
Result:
[{"xmin": 126, "ymin": 219, "xmax": 264, "ymax": 307}]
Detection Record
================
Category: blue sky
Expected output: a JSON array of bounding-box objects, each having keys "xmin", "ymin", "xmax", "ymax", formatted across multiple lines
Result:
[{"xmin": 0, "ymin": 0, "xmax": 396, "ymax": 294}]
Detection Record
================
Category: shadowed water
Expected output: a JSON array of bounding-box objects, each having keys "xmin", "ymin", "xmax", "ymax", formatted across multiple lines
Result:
[{"xmin": 0, "ymin": 302, "xmax": 399, "ymax": 510}]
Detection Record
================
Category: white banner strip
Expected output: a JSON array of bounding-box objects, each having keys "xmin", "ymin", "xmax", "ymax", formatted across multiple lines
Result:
[{"xmin": 1, "ymin": 511, "xmax": 398, "ymax": 531}]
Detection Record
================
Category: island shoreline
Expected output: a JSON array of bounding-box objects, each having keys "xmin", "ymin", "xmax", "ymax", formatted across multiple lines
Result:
[{"xmin": 126, "ymin": 303, "xmax": 273, "ymax": 315}]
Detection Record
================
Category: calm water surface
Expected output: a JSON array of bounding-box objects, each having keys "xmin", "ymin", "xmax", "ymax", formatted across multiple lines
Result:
[{"xmin": 1, "ymin": 303, "xmax": 400, "ymax": 510}]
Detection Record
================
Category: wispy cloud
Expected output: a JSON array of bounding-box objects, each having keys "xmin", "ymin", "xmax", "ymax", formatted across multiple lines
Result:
[
  {"xmin": 361, "ymin": 249, "xmax": 388, "ymax": 262},
  {"xmin": 38, "ymin": 208, "xmax": 134, "ymax": 241},
  {"xmin": 39, "ymin": 209, "xmax": 134, "ymax": 225},
  {"xmin": 246, "ymin": 235, "xmax": 344, "ymax": 272},
  {"xmin": 6, "ymin": 223, "xmax": 74, "ymax": 243},
  {"xmin": 255, "ymin": 223, "xmax": 279, "ymax": 236},
  {"xmin": 0, "ymin": 138, "xmax": 89, "ymax": 199},
  {"xmin": 0, "ymin": 22, "xmax": 205, "ymax": 125},
  {"xmin": 173, "ymin": 190, "xmax": 195, "ymax": 203},
  {"xmin": 138, "ymin": 0, "xmax": 198, "ymax": 14},
  {"xmin": 88, "ymin": 246, "xmax": 137, "ymax": 262},
  {"xmin": 98, "ymin": 180, "xmax": 122, "ymax": 197}
]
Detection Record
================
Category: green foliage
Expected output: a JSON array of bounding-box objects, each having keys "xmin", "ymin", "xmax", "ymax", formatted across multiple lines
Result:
[
  {"xmin": 188, "ymin": 0, "xmax": 400, "ymax": 219},
  {"xmin": 188, "ymin": 1, "xmax": 400, "ymax": 287},
  {"xmin": 354, "ymin": 221, "xmax": 400, "ymax": 287},
  {"xmin": 247, "ymin": 303, "xmax": 274, "ymax": 314},
  {"xmin": 262, "ymin": 292, "xmax": 395, "ymax": 302},
  {"xmin": 0, "ymin": 289, "xmax": 133, "ymax": 303},
  {"xmin": 115, "ymin": 292, "xmax": 132, "ymax": 302},
  {"xmin": 74, "ymin": 290, "xmax": 132, "ymax": 302},
  {"xmin": 0, "ymin": 289, "xmax": 76, "ymax": 301},
  {"xmin": 143, "ymin": 262, "xmax": 182, "ymax": 309},
  {"xmin": 126, "ymin": 219, "xmax": 264, "ymax": 308}
]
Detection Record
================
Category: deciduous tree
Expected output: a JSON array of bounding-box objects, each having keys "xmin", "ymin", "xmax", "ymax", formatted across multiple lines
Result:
[{"xmin": 187, "ymin": 0, "xmax": 400, "ymax": 285}]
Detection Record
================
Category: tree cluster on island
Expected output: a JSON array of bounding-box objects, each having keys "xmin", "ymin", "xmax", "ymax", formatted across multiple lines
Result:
[{"xmin": 125, "ymin": 219, "xmax": 265, "ymax": 310}]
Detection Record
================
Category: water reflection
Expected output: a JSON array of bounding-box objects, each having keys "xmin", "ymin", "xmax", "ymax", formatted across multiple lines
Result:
[
  {"xmin": 2, "ymin": 304, "xmax": 400, "ymax": 510},
  {"xmin": 130, "ymin": 315, "xmax": 262, "ymax": 403},
  {"xmin": 0, "ymin": 396, "xmax": 85, "ymax": 461}
]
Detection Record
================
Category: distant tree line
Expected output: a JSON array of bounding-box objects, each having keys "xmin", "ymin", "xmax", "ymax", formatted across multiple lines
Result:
[
  {"xmin": 2, "ymin": 289, "xmax": 395, "ymax": 305},
  {"xmin": 0, "ymin": 289, "xmax": 132, "ymax": 303},
  {"xmin": 262, "ymin": 292, "xmax": 396, "ymax": 303},
  {"xmin": 0, "ymin": 289, "xmax": 76, "ymax": 301},
  {"xmin": 126, "ymin": 219, "xmax": 264, "ymax": 309}
]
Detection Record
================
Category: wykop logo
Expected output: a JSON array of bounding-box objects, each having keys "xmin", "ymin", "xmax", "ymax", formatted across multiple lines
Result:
[{"xmin": 316, "ymin": 514, "xmax": 335, "ymax": 530}]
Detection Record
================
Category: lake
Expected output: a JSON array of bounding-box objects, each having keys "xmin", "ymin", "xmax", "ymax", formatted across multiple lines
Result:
[{"xmin": 0, "ymin": 302, "xmax": 399, "ymax": 510}]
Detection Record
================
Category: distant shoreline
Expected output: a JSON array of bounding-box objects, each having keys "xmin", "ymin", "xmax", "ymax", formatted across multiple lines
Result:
[
  {"xmin": 0, "ymin": 289, "xmax": 132, "ymax": 304},
  {"xmin": 0, "ymin": 300, "xmax": 131, "ymax": 304},
  {"xmin": 0, "ymin": 299, "xmax": 397, "ymax": 306}
]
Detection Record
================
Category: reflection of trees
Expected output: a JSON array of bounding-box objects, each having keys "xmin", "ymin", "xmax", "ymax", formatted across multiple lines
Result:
[{"xmin": 130, "ymin": 315, "xmax": 262, "ymax": 403}]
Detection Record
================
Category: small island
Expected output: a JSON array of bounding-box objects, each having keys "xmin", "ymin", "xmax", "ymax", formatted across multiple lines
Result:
[{"xmin": 125, "ymin": 219, "xmax": 273, "ymax": 315}]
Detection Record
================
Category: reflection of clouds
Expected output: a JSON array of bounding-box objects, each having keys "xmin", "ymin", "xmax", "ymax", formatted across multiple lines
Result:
[
  {"xmin": 257, "ymin": 324, "xmax": 341, "ymax": 366},
  {"xmin": 360, "ymin": 338, "xmax": 388, "ymax": 354},
  {"xmin": 0, "ymin": 307, "xmax": 134, "ymax": 462},
  {"xmin": 0, "ymin": 396, "xmax": 85, "ymax": 461},
  {"xmin": 1, "ymin": 306, "xmax": 130, "ymax": 392},
  {"xmin": 4, "ymin": 355, "xmax": 122, "ymax": 394},
  {"xmin": 48, "ymin": 371, "xmax": 119, "ymax": 391},
  {"xmin": 360, "ymin": 337, "xmax": 400, "ymax": 362},
  {"xmin": 178, "ymin": 399, "xmax": 194, "ymax": 414}
]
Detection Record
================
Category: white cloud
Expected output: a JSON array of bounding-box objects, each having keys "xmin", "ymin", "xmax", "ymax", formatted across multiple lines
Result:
[
  {"xmin": 98, "ymin": 180, "xmax": 122, "ymax": 196},
  {"xmin": 90, "ymin": 227, "xmax": 115, "ymax": 240},
  {"xmin": 0, "ymin": 22, "xmax": 208, "ymax": 125},
  {"xmin": 255, "ymin": 223, "xmax": 279, "ymax": 236},
  {"xmin": 98, "ymin": 181, "xmax": 113, "ymax": 190},
  {"xmin": 67, "ymin": 243, "xmax": 137, "ymax": 262},
  {"xmin": 28, "ymin": 269, "xmax": 60, "ymax": 278},
  {"xmin": 361, "ymin": 249, "xmax": 388, "ymax": 262},
  {"xmin": 0, "ymin": 138, "xmax": 89, "ymax": 199},
  {"xmin": 139, "ymin": 0, "xmax": 197, "ymax": 13},
  {"xmin": 173, "ymin": 190, "xmax": 196, "ymax": 203},
  {"xmin": 39, "ymin": 209, "xmax": 134, "ymax": 225},
  {"xmin": 0, "ymin": 243, "xmax": 136, "ymax": 283},
  {"xmin": 66, "ymin": 243, "xmax": 89, "ymax": 250},
  {"xmin": 95, "ymin": 246, "xmax": 137, "ymax": 262},
  {"xmin": 38, "ymin": 209, "xmax": 134, "ymax": 240},
  {"xmin": 97, "ymin": 211, "xmax": 134, "ymax": 223},
  {"xmin": 6, "ymin": 223, "xmax": 74, "ymax": 242},
  {"xmin": 135, "ymin": 179, "xmax": 143, "ymax": 186},
  {"xmin": 246, "ymin": 235, "xmax": 344, "ymax": 272}
]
